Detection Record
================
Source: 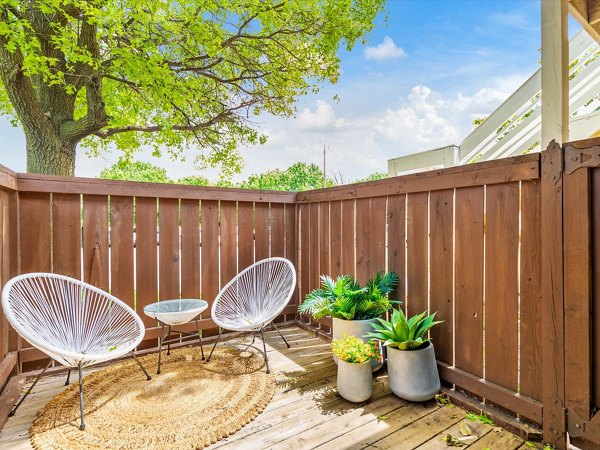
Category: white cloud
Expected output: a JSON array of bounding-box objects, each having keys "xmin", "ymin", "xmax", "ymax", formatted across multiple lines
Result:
[
  {"xmin": 364, "ymin": 37, "xmax": 406, "ymax": 61},
  {"xmin": 296, "ymin": 100, "xmax": 347, "ymax": 132}
]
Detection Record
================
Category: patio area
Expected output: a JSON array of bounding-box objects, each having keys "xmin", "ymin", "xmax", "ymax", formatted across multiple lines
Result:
[{"xmin": 0, "ymin": 326, "xmax": 530, "ymax": 450}]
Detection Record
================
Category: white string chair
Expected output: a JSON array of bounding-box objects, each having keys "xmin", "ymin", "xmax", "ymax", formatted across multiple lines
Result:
[
  {"xmin": 206, "ymin": 257, "xmax": 297, "ymax": 373},
  {"xmin": 2, "ymin": 273, "xmax": 150, "ymax": 430}
]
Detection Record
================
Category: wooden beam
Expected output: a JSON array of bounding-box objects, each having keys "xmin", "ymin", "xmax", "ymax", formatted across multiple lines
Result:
[
  {"xmin": 542, "ymin": 0, "xmax": 569, "ymax": 149},
  {"xmin": 569, "ymin": 2, "xmax": 600, "ymax": 42},
  {"xmin": 589, "ymin": 0, "xmax": 600, "ymax": 24}
]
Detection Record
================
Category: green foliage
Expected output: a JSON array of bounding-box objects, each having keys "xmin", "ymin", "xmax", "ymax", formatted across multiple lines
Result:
[
  {"xmin": 298, "ymin": 272, "xmax": 399, "ymax": 320},
  {"xmin": 366, "ymin": 308, "xmax": 443, "ymax": 350},
  {"xmin": 354, "ymin": 172, "xmax": 387, "ymax": 183},
  {"xmin": 238, "ymin": 163, "xmax": 335, "ymax": 192},
  {"xmin": 99, "ymin": 161, "xmax": 171, "ymax": 183},
  {"xmin": 177, "ymin": 176, "xmax": 211, "ymax": 187},
  {"xmin": 331, "ymin": 334, "xmax": 380, "ymax": 364},
  {"xmin": 0, "ymin": 0, "xmax": 385, "ymax": 175},
  {"xmin": 465, "ymin": 413, "xmax": 494, "ymax": 426}
]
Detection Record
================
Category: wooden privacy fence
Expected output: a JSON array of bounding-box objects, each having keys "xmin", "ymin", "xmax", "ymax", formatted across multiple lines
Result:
[
  {"xmin": 297, "ymin": 154, "xmax": 543, "ymax": 425},
  {"xmin": 1, "ymin": 137, "xmax": 600, "ymax": 448}
]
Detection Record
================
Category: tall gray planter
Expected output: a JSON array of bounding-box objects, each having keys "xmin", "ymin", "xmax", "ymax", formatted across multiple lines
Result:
[
  {"xmin": 332, "ymin": 317, "xmax": 383, "ymax": 371},
  {"xmin": 386, "ymin": 343, "xmax": 440, "ymax": 401}
]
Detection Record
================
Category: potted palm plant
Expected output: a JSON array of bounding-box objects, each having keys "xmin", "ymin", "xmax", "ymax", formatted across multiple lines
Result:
[
  {"xmin": 298, "ymin": 272, "xmax": 398, "ymax": 371},
  {"xmin": 367, "ymin": 308, "xmax": 443, "ymax": 401},
  {"xmin": 331, "ymin": 334, "xmax": 380, "ymax": 402}
]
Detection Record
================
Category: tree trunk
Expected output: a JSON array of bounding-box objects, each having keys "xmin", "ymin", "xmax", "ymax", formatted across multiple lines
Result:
[{"xmin": 25, "ymin": 130, "xmax": 76, "ymax": 176}]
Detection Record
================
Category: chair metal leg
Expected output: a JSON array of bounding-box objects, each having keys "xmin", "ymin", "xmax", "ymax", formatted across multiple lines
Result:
[
  {"xmin": 260, "ymin": 327, "xmax": 270, "ymax": 374},
  {"xmin": 206, "ymin": 328, "xmax": 222, "ymax": 363},
  {"xmin": 272, "ymin": 322, "xmax": 290, "ymax": 348},
  {"xmin": 130, "ymin": 352, "xmax": 152, "ymax": 380},
  {"xmin": 9, "ymin": 360, "xmax": 52, "ymax": 417},
  {"xmin": 195, "ymin": 319, "xmax": 205, "ymax": 360},
  {"xmin": 157, "ymin": 323, "xmax": 166, "ymax": 374},
  {"xmin": 65, "ymin": 368, "xmax": 71, "ymax": 386},
  {"xmin": 167, "ymin": 325, "xmax": 172, "ymax": 355},
  {"xmin": 243, "ymin": 332, "xmax": 256, "ymax": 351},
  {"xmin": 78, "ymin": 365, "xmax": 85, "ymax": 431}
]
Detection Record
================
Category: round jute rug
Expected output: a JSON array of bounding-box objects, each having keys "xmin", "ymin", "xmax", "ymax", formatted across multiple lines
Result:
[{"xmin": 30, "ymin": 346, "xmax": 275, "ymax": 449}]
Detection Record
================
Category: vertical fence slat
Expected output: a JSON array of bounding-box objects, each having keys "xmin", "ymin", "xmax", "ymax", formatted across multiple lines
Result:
[
  {"xmin": 220, "ymin": 201, "xmax": 237, "ymax": 286},
  {"xmin": 159, "ymin": 198, "xmax": 180, "ymax": 300},
  {"xmin": 19, "ymin": 192, "xmax": 51, "ymax": 273},
  {"xmin": 82, "ymin": 195, "xmax": 109, "ymax": 291},
  {"xmin": 340, "ymin": 199, "xmax": 355, "ymax": 278},
  {"xmin": 430, "ymin": 189, "xmax": 454, "ymax": 365},
  {"xmin": 406, "ymin": 192, "xmax": 428, "ymax": 315},
  {"xmin": 308, "ymin": 203, "xmax": 320, "ymax": 307},
  {"xmin": 255, "ymin": 203, "xmax": 270, "ymax": 262},
  {"xmin": 329, "ymin": 200, "xmax": 342, "ymax": 278},
  {"xmin": 238, "ymin": 202, "xmax": 254, "ymax": 272},
  {"xmin": 593, "ymin": 169, "xmax": 600, "ymax": 409},
  {"xmin": 299, "ymin": 204, "xmax": 310, "ymax": 312},
  {"xmin": 180, "ymin": 199, "xmax": 200, "ymax": 299},
  {"xmin": 52, "ymin": 193, "xmax": 81, "ymax": 279},
  {"xmin": 136, "ymin": 197, "xmax": 158, "ymax": 326},
  {"xmin": 110, "ymin": 196, "xmax": 134, "ymax": 309},
  {"xmin": 271, "ymin": 203, "xmax": 285, "ymax": 258},
  {"xmin": 485, "ymin": 182, "xmax": 519, "ymax": 392},
  {"xmin": 285, "ymin": 204, "xmax": 298, "ymax": 306},
  {"xmin": 201, "ymin": 200, "xmax": 219, "ymax": 311},
  {"xmin": 370, "ymin": 196, "xmax": 387, "ymax": 276},
  {"xmin": 520, "ymin": 180, "xmax": 543, "ymax": 401},
  {"xmin": 563, "ymin": 167, "xmax": 592, "ymax": 421},
  {"xmin": 387, "ymin": 194, "xmax": 406, "ymax": 305},
  {"xmin": 355, "ymin": 198, "xmax": 370, "ymax": 285},
  {"xmin": 0, "ymin": 192, "xmax": 7, "ymax": 358},
  {"xmin": 455, "ymin": 186, "xmax": 484, "ymax": 378},
  {"xmin": 319, "ymin": 202, "xmax": 330, "ymax": 277}
]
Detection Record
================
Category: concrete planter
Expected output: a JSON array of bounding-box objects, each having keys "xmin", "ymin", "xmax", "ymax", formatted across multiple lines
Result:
[
  {"xmin": 386, "ymin": 342, "xmax": 440, "ymax": 402},
  {"xmin": 332, "ymin": 317, "xmax": 383, "ymax": 371},
  {"xmin": 336, "ymin": 359, "xmax": 373, "ymax": 402}
]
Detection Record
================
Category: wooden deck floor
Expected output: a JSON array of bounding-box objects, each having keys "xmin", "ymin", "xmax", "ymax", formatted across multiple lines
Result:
[{"xmin": 0, "ymin": 326, "xmax": 537, "ymax": 450}]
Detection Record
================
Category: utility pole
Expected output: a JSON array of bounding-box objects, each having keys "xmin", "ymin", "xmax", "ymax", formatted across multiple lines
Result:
[{"xmin": 323, "ymin": 144, "xmax": 326, "ymax": 188}]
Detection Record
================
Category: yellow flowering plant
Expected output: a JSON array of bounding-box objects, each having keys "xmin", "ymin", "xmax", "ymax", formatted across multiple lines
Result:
[{"xmin": 331, "ymin": 334, "xmax": 381, "ymax": 364}]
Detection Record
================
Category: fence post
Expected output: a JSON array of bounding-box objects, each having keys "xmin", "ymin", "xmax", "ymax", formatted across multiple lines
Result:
[{"xmin": 541, "ymin": 140, "xmax": 567, "ymax": 448}]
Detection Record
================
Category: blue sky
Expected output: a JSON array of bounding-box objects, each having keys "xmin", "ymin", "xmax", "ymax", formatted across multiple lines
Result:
[{"xmin": 0, "ymin": 0, "xmax": 582, "ymax": 181}]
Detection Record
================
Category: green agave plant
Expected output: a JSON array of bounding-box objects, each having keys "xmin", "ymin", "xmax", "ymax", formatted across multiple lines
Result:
[
  {"xmin": 298, "ymin": 272, "xmax": 399, "ymax": 320},
  {"xmin": 366, "ymin": 308, "xmax": 443, "ymax": 350}
]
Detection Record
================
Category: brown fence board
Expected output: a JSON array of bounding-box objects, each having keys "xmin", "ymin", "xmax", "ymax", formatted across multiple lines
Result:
[
  {"xmin": 220, "ymin": 201, "xmax": 237, "ymax": 287},
  {"xmin": 255, "ymin": 202, "xmax": 270, "ymax": 262},
  {"xmin": 355, "ymin": 198, "xmax": 370, "ymax": 285},
  {"xmin": 563, "ymin": 167, "xmax": 592, "ymax": 420},
  {"xmin": 454, "ymin": 186, "xmax": 484, "ymax": 378},
  {"xmin": 19, "ymin": 192, "xmax": 51, "ymax": 273},
  {"xmin": 370, "ymin": 196, "xmax": 387, "ymax": 276},
  {"xmin": 485, "ymin": 182, "xmax": 519, "ymax": 391},
  {"xmin": 406, "ymin": 192, "xmax": 428, "ymax": 315},
  {"xmin": 159, "ymin": 198, "xmax": 180, "ymax": 300},
  {"xmin": 308, "ymin": 203, "xmax": 320, "ymax": 325},
  {"xmin": 180, "ymin": 199, "xmax": 200, "ymax": 299},
  {"xmin": 201, "ymin": 200, "xmax": 219, "ymax": 310},
  {"xmin": 284, "ymin": 204, "xmax": 298, "ymax": 305},
  {"xmin": 520, "ymin": 180, "xmax": 543, "ymax": 401},
  {"xmin": 82, "ymin": 195, "xmax": 109, "ymax": 291},
  {"xmin": 237, "ymin": 202, "xmax": 254, "ymax": 272},
  {"xmin": 299, "ymin": 204, "xmax": 310, "ymax": 309},
  {"xmin": 109, "ymin": 196, "xmax": 134, "ymax": 309},
  {"xmin": 329, "ymin": 201, "xmax": 342, "ymax": 278},
  {"xmin": 52, "ymin": 194, "xmax": 81, "ymax": 279},
  {"xmin": 271, "ymin": 203, "xmax": 285, "ymax": 258},
  {"xmin": 593, "ymin": 169, "xmax": 600, "ymax": 409},
  {"xmin": 0, "ymin": 193, "xmax": 8, "ymax": 358},
  {"xmin": 340, "ymin": 199, "xmax": 355, "ymax": 278},
  {"xmin": 319, "ymin": 202, "xmax": 330, "ymax": 277},
  {"xmin": 387, "ymin": 194, "xmax": 406, "ymax": 305},
  {"xmin": 135, "ymin": 197, "xmax": 158, "ymax": 325},
  {"xmin": 429, "ymin": 189, "xmax": 454, "ymax": 365}
]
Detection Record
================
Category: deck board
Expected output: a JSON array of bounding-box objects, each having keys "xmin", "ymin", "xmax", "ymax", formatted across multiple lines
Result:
[{"xmin": 0, "ymin": 326, "xmax": 524, "ymax": 450}]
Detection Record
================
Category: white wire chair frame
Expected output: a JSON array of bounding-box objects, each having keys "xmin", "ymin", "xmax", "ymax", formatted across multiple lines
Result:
[
  {"xmin": 1, "ymin": 273, "xmax": 151, "ymax": 430},
  {"xmin": 206, "ymin": 257, "xmax": 297, "ymax": 374}
]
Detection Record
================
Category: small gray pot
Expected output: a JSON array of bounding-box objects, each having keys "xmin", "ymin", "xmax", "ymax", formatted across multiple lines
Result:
[
  {"xmin": 332, "ymin": 317, "xmax": 383, "ymax": 371},
  {"xmin": 386, "ymin": 343, "xmax": 440, "ymax": 402},
  {"xmin": 336, "ymin": 359, "xmax": 373, "ymax": 402}
]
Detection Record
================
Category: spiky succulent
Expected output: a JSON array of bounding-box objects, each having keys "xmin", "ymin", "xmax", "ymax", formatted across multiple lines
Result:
[
  {"xmin": 298, "ymin": 272, "xmax": 399, "ymax": 320},
  {"xmin": 366, "ymin": 308, "xmax": 443, "ymax": 350}
]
